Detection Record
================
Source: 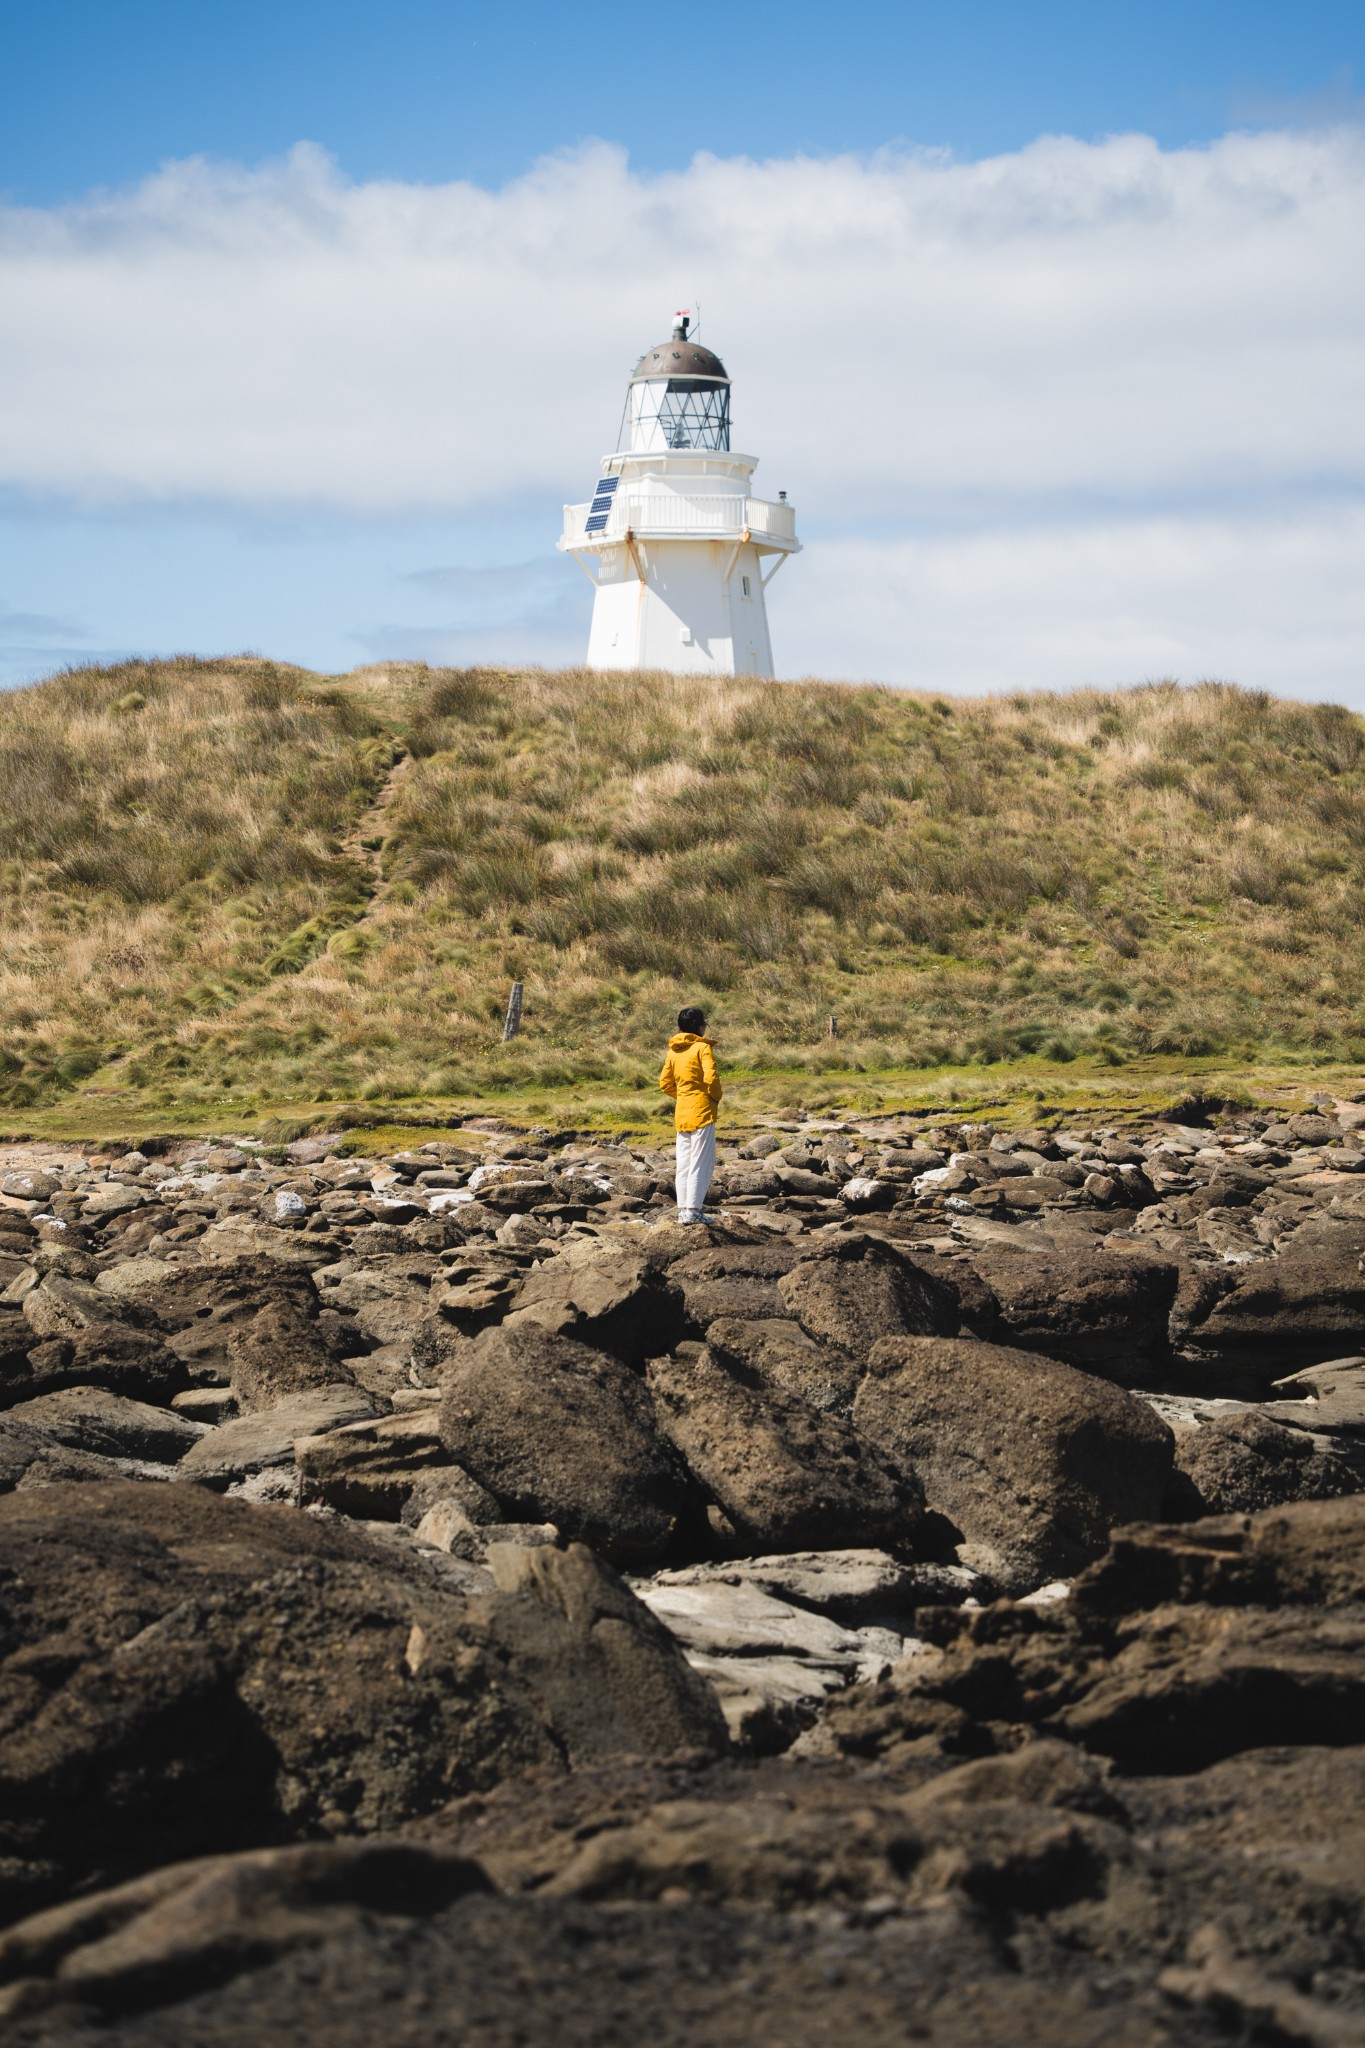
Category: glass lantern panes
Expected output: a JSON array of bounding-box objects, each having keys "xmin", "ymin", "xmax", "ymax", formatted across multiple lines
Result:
[{"xmin": 628, "ymin": 377, "xmax": 730, "ymax": 452}]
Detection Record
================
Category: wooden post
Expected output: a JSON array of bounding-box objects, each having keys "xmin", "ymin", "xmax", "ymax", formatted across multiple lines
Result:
[
  {"xmin": 502, "ymin": 982, "xmax": 524, "ymax": 1042},
  {"xmin": 826, "ymin": 1014, "xmax": 839, "ymax": 1039}
]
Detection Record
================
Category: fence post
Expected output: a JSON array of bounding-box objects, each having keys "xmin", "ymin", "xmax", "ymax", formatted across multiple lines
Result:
[
  {"xmin": 502, "ymin": 982, "xmax": 524, "ymax": 1042},
  {"xmin": 827, "ymin": 1014, "xmax": 839, "ymax": 1040}
]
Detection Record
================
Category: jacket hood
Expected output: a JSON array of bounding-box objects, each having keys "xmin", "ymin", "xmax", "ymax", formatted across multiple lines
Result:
[{"xmin": 668, "ymin": 1032, "xmax": 710, "ymax": 1050}]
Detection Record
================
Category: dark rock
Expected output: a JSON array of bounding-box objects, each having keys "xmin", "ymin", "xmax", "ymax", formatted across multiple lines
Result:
[
  {"xmin": 704, "ymin": 1316, "xmax": 859, "ymax": 1412},
  {"xmin": 0, "ymin": 1418, "xmax": 128, "ymax": 1493},
  {"xmin": 813, "ymin": 1496, "xmax": 1365, "ymax": 1776},
  {"xmin": 4, "ymin": 1327, "xmax": 189, "ymax": 1411},
  {"xmin": 667, "ymin": 1243, "xmax": 800, "ymax": 1330},
  {"xmin": 21, "ymin": 1275, "xmax": 138, "ymax": 1342},
  {"xmin": 1074, "ymin": 1492, "xmax": 1365, "ymax": 1618},
  {"xmin": 853, "ymin": 1335, "xmax": 1174, "ymax": 1593},
  {"xmin": 503, "ymin": 1249, "xmax": 686, "ymax": 1364},
  {"xmin": 776, "ymin": 1235, "xmax": 958, "ymax": 1359},
  {"xmin": 708, "ymin": 1163, "xmax": 782, "ymax": 1201},
  {"xmin": 0, "ymin": 1480, "xmax": 720, "ymax": 1926},
  {"xmin": 477, "ymin": 1541, "xmax": 728, "ymax": 1765},
  {"xmin": 963, "ymin": 1246, "xmax": 1177, "ymax": 1375},
  {"xmin": 1, "ymin": 1388, "xmax": 205, "ymax": 1464},
  {"xmin": 227, "ymin": 1298, "xmax": 357, "ymax": 1414},
  {"xmin": 439, "ymin": 1325, "xmax": 694, "ymax": 1566},
  {"xmin": 646, "ymin": 1345, "xmax": 922, "ymax": 1555},
  {"xmin": 0, "ymin": 1839, "xmax": 490, "ymax": 2026},
  {"xmin": 138, "ymin": 1259, "xmax": 329, "ymax": 1381},
  {"xmin": 1169, "ymin": 1411, "xmax": 1360, "ymax": 1517},
  {"xmin": 1285, "ymin": 1113, "xmax": 1341, "ymax": 1145},
  {"xmin": 296, "ymin": 1408, "xmax": 456, "ymax": 1519},
  {"xmin": 398, "ymin": 1463, "xmax": 503, "ymax": 1529},
  {"xmin": 774, "ymin": 1166, "xmax": 839, "ymax": 1197},
  {"xmin": 1178, "ymin": 1226, "xmax": 1365, "ymax": 1378}
]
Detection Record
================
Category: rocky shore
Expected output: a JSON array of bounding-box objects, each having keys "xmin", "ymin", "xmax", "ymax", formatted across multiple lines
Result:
[{"xmin": 2, "ymin": 1099, "xmax": 1364, "ymax": 2042}]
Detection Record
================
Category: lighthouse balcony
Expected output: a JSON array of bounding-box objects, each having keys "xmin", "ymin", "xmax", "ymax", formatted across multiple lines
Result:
[{"xmin": 560, "ymin": 490, "xmax": 798, "ymax": 554}]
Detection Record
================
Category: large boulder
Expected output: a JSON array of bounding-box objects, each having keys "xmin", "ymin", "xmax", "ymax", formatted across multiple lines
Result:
[
  {"xmin": 703, "ymin": 1317, "xmax": 859, "ymax": 1413},
  {"xmin": 438, "ymin": 1325, "xmax": 694, "ymax": 1565},
  {"xmin": 502, "ymin": 1246, "xmax": 686, "ymax": 1364},
  {"xmin": 0, "ymin": 1481, "xmax": 723, "ymax": 1925},
  {"xmin": 962, "ymin": 1246, "xmax": 1178, "ymax": 1376},
  {"xmin": 0, "ymin": 1388, "xmax": 205, "ymax": 1465},
  {"xmin": 136, "ymin": 1259, "xmax": 332, "ymax": 1385},
  {"xmin": 853, "ymin": 1335, "xmax": 1173, "ymax": 1593},
  {"xmin": 1177, "ymin": 1226, "xmax": 1365, "ymax": 1380},
  {"xmin": 227, "ymin": 1298, "xmax": 357, "ymax": 1413},
  {"xmin": 666, "ymin": 1244, "xmax": 799, "ymax": 1330},
  {"xmin": 645, "ymin": 1346, "xmax": 922, "ymax": 1555},
  {"xmin": 2, "ymin": 1325, "xmax": 189, "ymax": 1411},
  {"xmin": 478, "ymin": 1541, "xmax": 728, "ymax": 1763},
  {"xmin": 776, "ymin": 1236, "xmax": 958, "ymax": 1359},
  {"xmin": 1169, "ymin": 1412, "xmax": 1360, "ymax": 1518}
]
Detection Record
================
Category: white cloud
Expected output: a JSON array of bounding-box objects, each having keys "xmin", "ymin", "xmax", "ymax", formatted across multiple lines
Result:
[
  {"xmin": 776, "ymin": 505, "xmax": 1365, "ymax": 698},
  {"xmin": 1, "ymin": 130, "xmax": 1363, "ymax": 694}
]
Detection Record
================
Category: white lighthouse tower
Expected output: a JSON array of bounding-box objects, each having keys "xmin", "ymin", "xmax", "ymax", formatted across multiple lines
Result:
[{"xmin": 559, "ymin": 314, "xmax": 799, "ymax": 676}]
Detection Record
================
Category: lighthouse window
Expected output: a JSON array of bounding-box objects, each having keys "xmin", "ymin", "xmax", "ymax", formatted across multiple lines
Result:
[
  {"xmin": 741, "ymin": 575, "xmax": 751, "ymax": 597},
  {"xmin": 629, "ymin": 376, "xmax": 731, "ymax": 453}
]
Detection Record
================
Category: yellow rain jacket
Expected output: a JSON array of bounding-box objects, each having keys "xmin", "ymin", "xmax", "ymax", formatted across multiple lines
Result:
[{"xmin": 659, "ymin": 1032, "xmax": 723, "ymax": 1132}]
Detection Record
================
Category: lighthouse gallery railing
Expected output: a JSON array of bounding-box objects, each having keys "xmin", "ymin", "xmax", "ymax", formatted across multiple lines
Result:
[{"xmin": 562, "ymin": 493, "xmax": 796, "ymax": 546}]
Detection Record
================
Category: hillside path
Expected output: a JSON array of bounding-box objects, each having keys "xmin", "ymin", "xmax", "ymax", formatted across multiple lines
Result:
[{"xmin": 340, "ymin": 746, "xmax": 414, "ymax": 894}]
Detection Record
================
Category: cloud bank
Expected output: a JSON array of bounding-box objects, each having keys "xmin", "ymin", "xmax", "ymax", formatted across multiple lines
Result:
[{"xmin": 2, "ymin": 130, "xmax": 1362, "ymax": 693}]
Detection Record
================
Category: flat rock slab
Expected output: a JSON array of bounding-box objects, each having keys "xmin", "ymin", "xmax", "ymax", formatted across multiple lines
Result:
[
  {"xmin": 178, "ymin": 1388, "xmax": 377, "ymax": 1487},
  {"xmin": 635, "ymin": 1578, "xmax": 872, "ymax": 1665},
  {"xmin": 684, "ymin": 1650, "xmax": 857, "ymax": 1751},
  {"xmin": 646, "ymin": 1549, "xmax": 979, "ymax": 1626}
]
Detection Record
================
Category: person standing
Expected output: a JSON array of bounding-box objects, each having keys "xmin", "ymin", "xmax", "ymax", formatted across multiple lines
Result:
[{"xmin": 659, "ymin": 1007, "xmax": 723, "ymax": 1224}]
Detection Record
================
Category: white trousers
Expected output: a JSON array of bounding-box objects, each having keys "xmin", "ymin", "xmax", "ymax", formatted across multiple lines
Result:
[{"xmin": 675, "ymin": 1123, "xmax": 717, "ymax": 1219}]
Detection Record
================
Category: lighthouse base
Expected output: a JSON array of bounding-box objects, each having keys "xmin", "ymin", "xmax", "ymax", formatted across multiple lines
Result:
[{"xmin": 586, "ymin": 537, "xmax": 775, "ymax": 678}]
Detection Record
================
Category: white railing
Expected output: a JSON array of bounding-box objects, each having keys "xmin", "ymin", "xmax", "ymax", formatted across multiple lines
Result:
[{"xmin": 562, "ymin": 493, "xmax": 796, "ymax": 547}]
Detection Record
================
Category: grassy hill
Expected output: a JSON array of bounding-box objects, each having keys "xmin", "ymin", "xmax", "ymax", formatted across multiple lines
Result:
[{"xmin": 3, "ymin": 655, "xmax": 1365, "ymax": 1135}]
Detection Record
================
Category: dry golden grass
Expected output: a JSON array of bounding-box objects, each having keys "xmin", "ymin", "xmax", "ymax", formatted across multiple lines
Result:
[{"xmin": 3, "ymin": 655, "xmax": 1365, "ymax": 1118}]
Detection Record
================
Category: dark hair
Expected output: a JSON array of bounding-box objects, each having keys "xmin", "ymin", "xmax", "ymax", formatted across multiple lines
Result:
[{"xmin": 677, "ymin": 1006, "xmax": 707, "ymax": 1034}]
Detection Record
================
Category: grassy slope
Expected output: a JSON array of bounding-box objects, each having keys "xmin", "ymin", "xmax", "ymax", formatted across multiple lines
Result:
[{"xmin": 3, "ymin": 655, "xmax": 1365, "ymax": 1136}]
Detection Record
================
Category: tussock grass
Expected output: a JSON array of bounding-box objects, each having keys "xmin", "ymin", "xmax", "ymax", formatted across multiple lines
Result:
[{"xmin": 4, "ymin": 656, "xmax": 1365, "ymax": 1118}]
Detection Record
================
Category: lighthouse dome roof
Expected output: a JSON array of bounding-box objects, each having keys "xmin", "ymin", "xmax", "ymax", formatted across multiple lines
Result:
[{"xmin": 630, "ymin": 335, "xmax": 728, "ymax": 384}]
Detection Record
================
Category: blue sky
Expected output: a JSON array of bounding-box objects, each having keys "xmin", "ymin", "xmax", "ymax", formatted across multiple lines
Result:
[
  {"xmin": 7, "ymin": 1, "xmax": 1363, "ymax": 201},
  {"xmin": 2, "ymin": 2, "xmax": 1364, "ymax": 696}
]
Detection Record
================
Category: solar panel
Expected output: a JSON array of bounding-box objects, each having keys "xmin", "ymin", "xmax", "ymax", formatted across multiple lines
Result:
[
  {"xmin": 595, "ymin": 476, "xmax": 619, "ymax": 493},
  {"xmin": 585, "ymin": 512, "xmax": 610, "ymax": 533}
]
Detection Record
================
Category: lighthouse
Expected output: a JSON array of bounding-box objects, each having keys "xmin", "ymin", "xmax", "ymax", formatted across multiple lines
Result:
[{"xmin": 559, "ymin": 314, "xmax": 800, "ymax": 677}]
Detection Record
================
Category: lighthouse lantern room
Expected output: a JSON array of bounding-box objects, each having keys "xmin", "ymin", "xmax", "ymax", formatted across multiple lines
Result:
[{"xmin": 558, "ymin": 314, "xmax": 800, "ymax": 676}]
